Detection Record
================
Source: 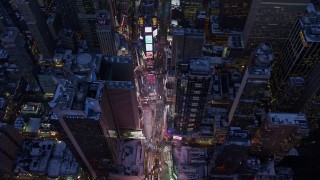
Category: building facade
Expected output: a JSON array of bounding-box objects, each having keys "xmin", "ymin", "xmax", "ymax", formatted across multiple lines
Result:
[
  {"xmin": 175, "ymin": 57, "xmax": 213, "ymax": 136},
  {"xmin": 96, "ymin": 10, "xmax": 117, "ymax": 56}
]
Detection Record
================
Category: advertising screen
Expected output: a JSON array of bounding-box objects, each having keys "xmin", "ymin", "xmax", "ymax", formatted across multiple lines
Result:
[
  {"xmin": 145, "ymin": 35, "xmax": 153, "ymax": 44},
  {"xmin": 153, "ymin": 29, "xmax": 158, "ymax": 37},
  {"xmin": 146, "ymin": 52, "xmax": 153, "ymax": 59},
  {"xmin": 146, "ymin": 44, "xmax": 153, "ymax": 51},
  {"xmin": 173, "ymin": 135, "xmax": 182, "ymax": 140},
  {"xmin": 145, "ymin": 27, "xmax": 152, "ymax": 33}
]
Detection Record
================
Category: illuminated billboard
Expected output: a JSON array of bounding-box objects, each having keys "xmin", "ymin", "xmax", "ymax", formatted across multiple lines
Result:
[
  {"xmin": 145, "ymin": 27, "xmax": 152, "ymax": 33},
  {"xmin": 146, "ymin": 44, "xmax": 153, "ymax": 51},
  {"xmin": 145, "ymin": 35, "xmax": 153, "ymax": 44},
  {"xmin": 152, "ymin": 17, "xmax": 158, "ymax": 27},
  {"xmin": 153, "ymin": 29, "xmax": 158, "ymax": 37},
  {"xmin": 146, "ymin": 52, "xmax": 153, "ymax": 59},
  {"xmin": 171, "ymin": 0, "xmax": 180, "ymax": 6},
  {"xmin": 173, "ymin": 135, "xmax": 182, "ymax": 141},
  {"xmin": 139, "ymin": 17, "xmax": 144, "ymax": 26}
]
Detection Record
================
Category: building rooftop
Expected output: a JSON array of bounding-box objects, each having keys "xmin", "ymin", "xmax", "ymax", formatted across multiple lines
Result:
[
  {"xmin": 268, "ymin": 113, "xmax": 309, "ymax": 130},
  {"xmin": 14, "ymin": 139, "xmax": 79, "ymax": 177},
  {"xmin": 49, "ymin": 79, "xmax": 103, "ymax": 120},
  {"xmin": 300, "ymin": 9, "xmax": 320, "ymax": 42},
  {"xmin": 225, "ymin": 127, "xmax": 251, "ymax": 146},
  {"xmin": 254, "ymin": 42, "xmax": 274, "ymax": 67},
  {"xmin": 290, "ymin": 77, "xmax": 305, "ymax": 86},
  {"xmin": 25, "ymin": 118, "xmax": 41, "ymax": 133},
  {"xmin": 189, "ymin": 57, "xmax": 211, "ymax": 75},
  {"xmin": 119, "ymin": 140, "xmax": 144, "ymax": 176},
  {"xmin": 248, "ymin": 67, "xmax": 271, "ymax": 76}
]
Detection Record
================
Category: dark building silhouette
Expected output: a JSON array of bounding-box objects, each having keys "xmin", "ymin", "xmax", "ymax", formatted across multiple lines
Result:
[
  {"xmin": 17, "ymin": 0, "xmax": 55, "ymax": 59},
  {"xmin": 243, "ymin": 0, "xmax": 310, "ymax": 54},
  {"xmin": 219, "ymin": 0, "xmax": 251, "ymax": 31},
  {"xmin": 271, "ymin": 7, "xmax": 320, "ymax": 126}
]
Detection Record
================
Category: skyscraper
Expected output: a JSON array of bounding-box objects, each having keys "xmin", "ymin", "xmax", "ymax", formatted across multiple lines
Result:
[
  {"xmin": 49, "ymin": 56, "xmax": 140, "ymax": 178},
  {"xmin": 99, "ymin": 56, "xmax": 141, "ymax": 132},
  {"xmin": 174, "ymin": 57, "xmax": 213, "ymax": 136},
  {"xmin": 172, "ymin": 28, "xmax": 204, "ymax": 68},
  {"xmin": 49, "ymin": 80, "xmax": 119, "ymax": 179},
  {"xmin": 271, "ymin": 7, "xmax": 320, "ymax": 122},
  {"xmin": 71, "ymin": 0, "xmax": 117, "ymax": 52},
  {"xmin": 17, "ymin": 0, "xmax": 55, "ymax": 59},
  {"xmin": 96, "ymin": 10, "xmax": 117, "ymax": 56},
  {"xmin": 242, "ymin": 0, "xmax": 310, "ymax": 54}
]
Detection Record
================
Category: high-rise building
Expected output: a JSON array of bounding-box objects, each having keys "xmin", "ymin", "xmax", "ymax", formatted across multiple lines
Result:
[
  {"xmin": 96, "ymin": 10, "xmax": 117, "ymax": 56},
  {"xmin": 99, "ymin": 56, "xmax": 141, "ymax": 132},
  {"xmin": 252, "ymin": 113, "xmax": 309, "ymax": 162},
  {"xmin": 172, "ymin": 28, "xmax": 205, "ymax": 68},
  {"xmin": 219, "ymin": 0, "xmax": 251, "ymax": 31},
  {"xmin": 58, "ymin": 0, "xmax": 117, "ymax": 52},
  {"xmin": 271, "ymin": 7, "xmax": 320, "ymax": 123},
  {"xmin": 242, "ymin": 0, "xmax": 310, "ymax": 54},
  {"xmin": 49, "ymin": 80, "xmax": 120, "ymax": 179},
  {"xmin": 49, "ymin": 56, "xmax": 140, "ymax": 179},
  {"xmin": 174, "ymin": 57, "xmax": 213, "ymax": 136},
  {"xmin": 0, "ymin": 123, "xmax": 24, "ymax": 176},
  {"xmin": 17, "ymin": 0, "xmax": 55, "ymax": 59},
  {"xmin": 229, "ymin": 42, "xmax": 273, "ymax": 130},
  {"xmin": 0, "ymin": 27, "xmax": 38, "ymax": 86}
]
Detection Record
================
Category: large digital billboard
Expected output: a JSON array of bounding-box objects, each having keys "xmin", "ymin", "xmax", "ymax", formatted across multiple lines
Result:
[
  {"xmin": 146, "ymin": 52, "xmax": 153, "ymax": 59},
  {"xmin": 145, "ymin": 35, "xmax": 153, "ymax": 44},
  {"xmin": 146, "ymin": 44, "xmax": 153, "ymax": 51},
  {"xmin": 145, "ymin": 27, "xmax": 152, "ymax": 33}
]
